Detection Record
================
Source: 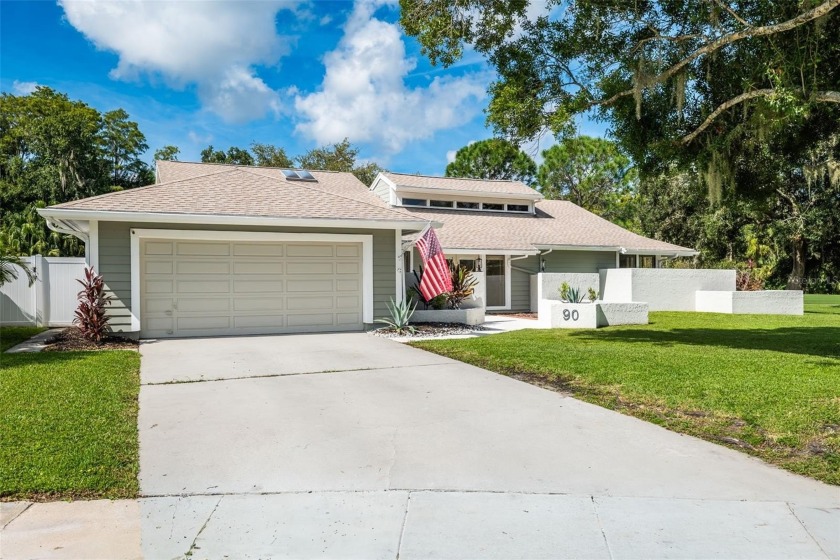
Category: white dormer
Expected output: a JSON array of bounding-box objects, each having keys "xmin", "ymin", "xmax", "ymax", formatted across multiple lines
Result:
[{"xmin": 370, "ymin": 172, "xmax": 542, "ymax": 215}]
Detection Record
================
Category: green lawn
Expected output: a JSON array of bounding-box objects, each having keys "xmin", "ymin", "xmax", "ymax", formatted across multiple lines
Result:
[
  {"xmin": 413, "ymin": 295, "xmax": 840, "ymax": 485},
  {"xmin": 0, "ymin": 326, "xmax": 46, "ymax": 352},
  {"xmin": 0, "ymin": 329, "xmax": 140, "ymax": 501}
]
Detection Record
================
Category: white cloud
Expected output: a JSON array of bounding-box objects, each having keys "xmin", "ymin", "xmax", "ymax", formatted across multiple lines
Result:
[
  {"xmin": 12, "ymin": 80, "xmax": 39, "ymax": 95},
  {"xmin": 58, "ymin": 0, "xmax": 302, "ymax": 123},
  {"xmin": 446, "ymin": 150, "xmax": 457, "ymax": 164},
  {"xmin": 187, "ymin": 130, "xmax": 213, "ymax": 145},
  {"xmin": 294, "ymin": 0, "xmax": 488, "ymax": 154}
]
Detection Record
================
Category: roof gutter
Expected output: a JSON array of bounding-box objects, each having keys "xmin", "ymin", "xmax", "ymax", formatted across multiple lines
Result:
[
  {"xmin": 37, "ymin": 208, "xmax": 438, "ymax": 232},
  {"xmin": 533, "ymin": 244, "xmax": 698, "ymax": 257}
]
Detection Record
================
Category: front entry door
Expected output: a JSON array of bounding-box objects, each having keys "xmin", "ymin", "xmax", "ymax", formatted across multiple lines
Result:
[{"xmin": 486, "ymin": 255, "xmax": 506, "ymax": 308}]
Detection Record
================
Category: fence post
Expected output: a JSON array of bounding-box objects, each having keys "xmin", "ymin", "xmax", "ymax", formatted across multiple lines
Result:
[{"xmin": 33, "ymin": 255, "xmax": 46, "ymax": 326}]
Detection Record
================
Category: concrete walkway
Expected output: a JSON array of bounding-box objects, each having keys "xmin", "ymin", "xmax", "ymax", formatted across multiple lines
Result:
[{"xmin": 2, "ymin": 332, "xmax": 838, "ymax": 558}]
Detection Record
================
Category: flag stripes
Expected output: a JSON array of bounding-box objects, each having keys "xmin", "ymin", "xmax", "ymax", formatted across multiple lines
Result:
[{"xmin": 415, "ymin": 227, "xmax": 452, "ymax": 301}]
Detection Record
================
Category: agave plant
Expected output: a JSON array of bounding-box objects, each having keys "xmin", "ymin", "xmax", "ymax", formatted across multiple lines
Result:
[
  {"xmin": 73, "ymin": 266, "xmax": 113, "ymax": 343},
  {"xmin": 447, "ymin": 263, "xmax": 478, "ymax": 309},
  {"xmin": 559, "ymin": 282, "xmax": 588, "ymax": 303},
  {"xmin": 375, "ymin": 297, "xmax": 417, "ymax": 334}
]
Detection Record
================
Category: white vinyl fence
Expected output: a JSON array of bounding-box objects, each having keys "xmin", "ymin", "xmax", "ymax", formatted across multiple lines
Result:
[{"xmin": 1, "ymin": 256, "xmax": 86, "ymax": 327}]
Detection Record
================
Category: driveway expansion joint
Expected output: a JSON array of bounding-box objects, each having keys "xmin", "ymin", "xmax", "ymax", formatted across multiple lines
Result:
[
  {"xmin": 0, "ymin": 502, "xmax": 32, "ymax": 530},
  {"xmin": 141, "ymin": 361, "xmax": 457, "ymax": 386},
  {"xmin": 786, "ymin": 501, "xmax": 834, "ymax": 559}
]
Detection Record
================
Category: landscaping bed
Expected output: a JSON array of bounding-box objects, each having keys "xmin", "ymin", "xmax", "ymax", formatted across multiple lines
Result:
[
  {"xmin": 412, "ymin": 297, "xmax": 840, "ymax": 485},
  {"xmin": 44, "ymin": 327, "xmax": 138, "ymax": 352},
  {"xmin": 372, "ymin": 322, "xmax": 487, "ymax": 339},
  {"xmin": 0, "ymin": 326, "xmax": 140, "ymax": 501}
]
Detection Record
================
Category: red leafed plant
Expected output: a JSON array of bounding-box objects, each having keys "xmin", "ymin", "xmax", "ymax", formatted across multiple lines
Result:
[{"xmin": 73, "ymin": 266, "xmax": 113, "ymax": 342}]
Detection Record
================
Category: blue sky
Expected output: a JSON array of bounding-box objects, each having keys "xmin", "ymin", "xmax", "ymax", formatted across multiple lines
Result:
[{"xmin": 1, "ymin": 0, "xmax": 604, "ymax": 175}]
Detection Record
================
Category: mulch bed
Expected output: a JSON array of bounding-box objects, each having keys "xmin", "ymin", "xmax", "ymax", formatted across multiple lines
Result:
[
  {"xmin": 492, "ymin": 312, "xmax": 538, "ymax": 320},
  {"xmin": 44, "ymin": 327, "xmax": 139, "ymax": 352},
  {"xmin": 372, "ymin": 322, "xmax": 487, "ymax": 339}
]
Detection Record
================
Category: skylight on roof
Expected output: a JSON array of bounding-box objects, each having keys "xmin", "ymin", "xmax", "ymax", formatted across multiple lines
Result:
[{"xmin": 282, "ymin": 169, "xmax": 318, "ymax": 182}]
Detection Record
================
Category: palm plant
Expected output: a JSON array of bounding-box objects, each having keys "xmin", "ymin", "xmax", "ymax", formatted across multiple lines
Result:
[{"xmin": 0, "ymin": 254, "xmax": 37, "ymax": 287}]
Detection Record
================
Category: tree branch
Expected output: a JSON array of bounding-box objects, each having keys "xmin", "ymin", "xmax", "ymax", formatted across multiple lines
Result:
[
  {"xmin": 682, "ymin": 89, "xmax": 774, "ymax": 144},
  {"xmin": 709, "ymin": 0, "xmax": 750, "ymax": 27},
  {"xmin": 815, "ymin": 91, "xmax": 840, "ymax": 103},
  {"xmin": 596, "ymin": 0, "xmax": 840, "ymax": 110},
  {"xmin": 682, "ymin": 89, "xmax": 840, "ymax": 144}
]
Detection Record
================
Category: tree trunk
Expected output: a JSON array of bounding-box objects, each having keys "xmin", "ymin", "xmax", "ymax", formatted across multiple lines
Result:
[{"xmin": 786, "ymin": 235, "xmax": 805, "ymax": 290}]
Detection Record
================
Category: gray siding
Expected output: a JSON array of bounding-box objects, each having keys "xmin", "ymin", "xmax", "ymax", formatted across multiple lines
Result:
[
  {"xmin": 509, "ymin": 251, "xmax": 617, "ymax": 311},
  {"xmin": 510, "ymin": 255, "xmax": 538, "ymax": 311},
  {"xmin": 97, "ymin": 221, "xmax": 396, "ymax": 333}
]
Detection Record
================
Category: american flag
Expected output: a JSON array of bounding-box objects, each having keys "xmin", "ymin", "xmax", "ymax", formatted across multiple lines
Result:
[{"xmin": 415, "ymin": 226, "xmax": 452, "ymax": 301}]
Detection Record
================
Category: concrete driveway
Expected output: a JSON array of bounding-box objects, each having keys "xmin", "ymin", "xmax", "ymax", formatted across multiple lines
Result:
[{"xmin": 130, "ymin": 332, "xmax": 840, "ymax": 558}]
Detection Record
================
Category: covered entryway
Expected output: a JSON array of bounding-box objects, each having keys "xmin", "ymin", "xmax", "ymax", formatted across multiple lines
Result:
[{"xmin": 137, "ymin": 231, "xmax": 367, "ymax": 338}]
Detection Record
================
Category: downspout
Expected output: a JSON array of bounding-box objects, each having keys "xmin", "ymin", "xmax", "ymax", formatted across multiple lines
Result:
[{"xmin": 538, "ymin": 248, "xmax": 553, "ymax": 272}]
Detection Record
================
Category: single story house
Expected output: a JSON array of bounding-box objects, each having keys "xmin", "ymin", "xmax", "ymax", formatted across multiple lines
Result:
[
  {"xmin": 38, "ymin": 161, "xmax": 694, "ymax": 338},
  {"xmin": 369, "ymin": 172, "xmax": 695, "ymax": 312}
]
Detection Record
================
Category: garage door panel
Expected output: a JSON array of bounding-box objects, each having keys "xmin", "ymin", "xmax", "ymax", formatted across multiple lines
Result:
[
  {"xmin": 176, "ymin": 280, "xmax": 230, "ymax": 293},
  {"xmin": 287, "ymin": 313, "xmax": 335, "ymax": 327},
  {"xmin": 233, "ymin": 315, "xmax": 286, "ymax": 328},
  {"xmin": 178, "ymin": 298, "xmax": 230, "ymax": 313},
  {"xmin": 287, "ymin": 279, "xmax": 333, "ymax": 292},
  {"xmin": 286, "ymin": 261, "xmax": 334, "ymax": 275},
  {"xmin": 336, "ymin": 262, "xmax": 360, "ymax": 274},
  {"xmin": 145, "ymin": 242, "xmax": 173, "ymax": 255},
  {"xmin": 336, "ymin": 296, "xmax": 360, "ymax": 309},
  {"xmin": 233, "ymin": 243, "xmax": 283, "ymax": 257},
  {"xmin": 336, "ymin": 313, "xmax": 362, "ymax": 325},
  {"xmin": 176, "ymin": 242, "xmax": 230, "ymax": 256},
  {"xmin": 141, "ymin": 239, "xmax": 364, "ymax": 337},
  {"xmin": 177, "ymin": 316, "xmax": 230, "ymax": 330},
  {"xmin": 234, "ymin": 279, "xmax": 285, "ymax": 293},
  {"xmin": 233, "ymin": 261, "xmax": 283, "ymax": 274},
  {"xmin": 336, "ymin": 279, "xmax": 360, "ymax": 292},
  {"xmin": 145, "ymin": 261, "xmax": 173, "ymax": 274},
  {"xmin": 144, "ymin": 298, "xmax": 173, "ymax": 314},
  {"xmin": 145, "ymin": 317, "xmax": 174, "ymax": 332},
  {"xmin": 287, "ymin": 296, "xmax": 337, "ymax": 311},
  {"xmin": 176, "ymin": 261, "xmax": 230, "ymax": 274},
  {"xmin": 287, "ymin": 244, "xmax": 335, "ymax": 257},
  {"xmin": 336, "ymin": 245, "xmax": 359, "ymax": 257},
  {"xmin": 145, "ymin": 280, "xmax": 174, "ymax": 294},
  {"xmin": 233, "ymin": 298, "xmax": 284, "ymax": 312}
]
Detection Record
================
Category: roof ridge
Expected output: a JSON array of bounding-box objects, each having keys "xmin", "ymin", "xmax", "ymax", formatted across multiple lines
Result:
[
  {"xmin": 235, "ymin": 168, "xmax": 420, "ymax": 220},
  {"xmin": 157, "ymin": 160, "xmax": 351, "ymax": 175},
  {"xmin": 54, "ymin": 168, "xmax": 246, "ymax": 208}
]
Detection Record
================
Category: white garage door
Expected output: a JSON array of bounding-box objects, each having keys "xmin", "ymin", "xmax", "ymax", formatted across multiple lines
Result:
[{"xmin": 140, "ymin": 239, "xmax": 363, "ymax": 338}]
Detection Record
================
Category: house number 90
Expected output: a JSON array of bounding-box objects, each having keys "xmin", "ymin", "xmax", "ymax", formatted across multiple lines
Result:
[{"xmin": 563, "ymin": 309, "xmax": 580, "ymax": 321}]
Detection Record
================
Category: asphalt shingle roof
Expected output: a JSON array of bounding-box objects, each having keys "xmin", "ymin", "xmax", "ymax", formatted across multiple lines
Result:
[
  {"xmin": 52, "ymin": 165, "xmax": 423, "ymax": 223},
  {"xmin": 401, "ymin": 200, "xmax": 694, "ymax": 254}
]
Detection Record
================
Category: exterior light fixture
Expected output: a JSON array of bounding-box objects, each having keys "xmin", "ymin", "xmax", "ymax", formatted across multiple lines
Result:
[{"xmin": 476, "ymin": 256, "xmax": 483, "ymax": 272}]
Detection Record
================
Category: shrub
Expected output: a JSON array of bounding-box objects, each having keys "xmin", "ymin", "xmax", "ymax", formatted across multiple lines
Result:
[
  {"xmin": 73, "ymin": 266, "xmax": 112, "ymax": 342},
  {"xmin": 447, "ymin": 263, "xmax": 478, "ymax": 309},
  {"xmin": 588, "ymin": 287, "xmax": 598, "ymax": 302}
]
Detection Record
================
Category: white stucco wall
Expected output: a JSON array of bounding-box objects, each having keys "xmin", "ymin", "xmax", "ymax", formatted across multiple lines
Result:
[
  {"xmin": 599, "ymin": 269, "xmax": 633, "ymax": 303},
  {"xmin": 696, "ymin": 290, "xmax": 804, "ymax": 315},
  {"xmin": 535, "ymin": 273, "xmax": 601, "ymax": 302},
  {"xmin": 601, "ymin": 268, "xmax": 735, "ymax": 311},
  {"xmin": 597, "ymin": 302, "xmax": 649, "ymax": 326},
  {"xmin": 411, "ymin": 307, "xmax": 485, "ymax": 325}
]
